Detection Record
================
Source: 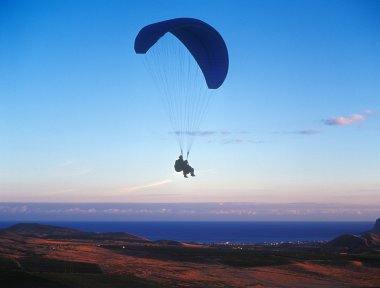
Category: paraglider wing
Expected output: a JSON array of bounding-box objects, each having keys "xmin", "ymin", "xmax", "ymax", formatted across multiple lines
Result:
[{"xmin": 134, "ymin": 18, "xmax": 229, "ymax": 89}]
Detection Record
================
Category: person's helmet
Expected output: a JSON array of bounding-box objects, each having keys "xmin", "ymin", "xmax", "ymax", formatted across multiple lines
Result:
[{"xmin": 179, "ymin": 155, "xmax": 183, "ymax": 159}]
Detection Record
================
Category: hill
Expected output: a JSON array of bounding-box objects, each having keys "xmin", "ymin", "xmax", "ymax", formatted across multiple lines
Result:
[
  {"xmin": 3, "ymin": 223, "xmax": 80, "ymax": 236},
  {"xmin": 326, "ymin": 218, "xmax": 380, "ymax": 250},
  {"xmin": 1, "ymin": 223, "xmax": 148, "ymax": 242},
  {"xmin": 327, "ymin": 233, "xmax": 380, "ymax": 249}
]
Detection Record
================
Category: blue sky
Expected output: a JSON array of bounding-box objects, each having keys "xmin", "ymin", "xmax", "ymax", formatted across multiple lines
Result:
[{"xmin": 0, "ymin": 0, "xmax": 379, "ymax": 219}]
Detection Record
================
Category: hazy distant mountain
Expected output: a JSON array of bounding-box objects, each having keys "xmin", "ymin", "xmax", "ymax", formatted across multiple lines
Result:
[
  {"xmin": 327, "ymin": 218, "xmax": 380, "ymax": 250},
  {"xmin": 3, "ymin": 223, "xmax": 80, "ymax": 236},
  {"xmin": 1, "ymin": 223, "xmax": 148, "ymax": 242},
  {"xmin": 368, "ymin": 218, "xmax": 380, "ymax": 235}
]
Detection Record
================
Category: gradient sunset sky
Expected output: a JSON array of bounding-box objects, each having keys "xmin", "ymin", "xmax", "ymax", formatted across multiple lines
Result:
[{"xmin": 0, "ymin": 0, "xmax": 379, "ymax": 219}]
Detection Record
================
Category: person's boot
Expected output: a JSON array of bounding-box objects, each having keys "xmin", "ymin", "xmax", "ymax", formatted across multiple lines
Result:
[
  {"xmin": 184, "ymin": 174, "xmax": 188, "ymax": 178},
  {"xmin": 191, "ymin": 172, "xmax": 195, "ymax": 177}
]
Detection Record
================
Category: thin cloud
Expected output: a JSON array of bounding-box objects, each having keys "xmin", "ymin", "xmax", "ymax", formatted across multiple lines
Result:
[
  {"xmin": 323, "ymin": 110, "xmax": 375, "ymax": 126},
  {"xmin": 1, "ymin": 203, "xmax": 380, "ymax": 221},
  {"xmin": 324, "ymin": 114, "xmax": 364, "ymax": 126},
  {"xmin": 286, "ymin": 130, "xmax": 321, "ymax": 135},
  {"xmin": 209, "ymin": 209, "xmax": 257, "ymax": 215},
  {"xmin": 118, "ymin": 179, "xmax": 173, "ymax": 194},
  {"xmin": 171, "ymin": 131, "xmax": 231, "ymax": 136},
  {"xmin": 365, "ymin": 109, "xmax": 375, "ymax": 116},
  {"xmin": 170, "ymin": 131, "xmax": 251, "ymax": 137},
  {"xmin": 221, "ymin": 139, "xmax": 263, "ymax": 144}
]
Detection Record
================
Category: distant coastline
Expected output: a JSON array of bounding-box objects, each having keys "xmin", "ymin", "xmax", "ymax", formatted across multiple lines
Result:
[{"xmin": 0, "ymin": 221, "xmax": 373, "ymax": 244}]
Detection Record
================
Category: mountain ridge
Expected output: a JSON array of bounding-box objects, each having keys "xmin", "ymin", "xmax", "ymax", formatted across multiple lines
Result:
[
  {"xmin": 327, "ymin": 218, "xmax": 380, "ymax": 250},
  {"xmin": 1, "ymin": 223, "xmax": 148, "ymax": 242}
]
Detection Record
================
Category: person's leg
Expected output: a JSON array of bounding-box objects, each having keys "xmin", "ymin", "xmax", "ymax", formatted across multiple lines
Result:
[{"xmin": 183, "ymin": 166, "xmax": 190, "ymax": 177}]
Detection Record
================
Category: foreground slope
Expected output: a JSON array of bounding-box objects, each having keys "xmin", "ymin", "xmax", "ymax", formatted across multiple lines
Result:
[{"xmin": 0, "ymin": 222, "xmax": 380, "ymax": 287}]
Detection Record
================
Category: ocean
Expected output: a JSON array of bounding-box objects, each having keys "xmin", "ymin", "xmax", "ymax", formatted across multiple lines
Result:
[{"xmin": 0, "ymin": 221, "xmax": 373, "ymax": 243}]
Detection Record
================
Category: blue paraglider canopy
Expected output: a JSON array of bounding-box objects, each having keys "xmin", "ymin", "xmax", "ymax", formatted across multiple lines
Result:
[{"xmin": 134, "ymin": 18, "xmax": 229, "ymax": 89}]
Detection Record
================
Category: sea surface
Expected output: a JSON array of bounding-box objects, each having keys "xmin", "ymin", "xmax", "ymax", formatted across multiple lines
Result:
[{"xmin": 0, "ymin": 221, "xmax": 373, "ymax": 244}]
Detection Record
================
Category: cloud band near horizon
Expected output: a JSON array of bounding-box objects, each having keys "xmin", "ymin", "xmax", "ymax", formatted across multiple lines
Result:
[{"xmin": 0, "ymin": 202, "xmax": 379, "ymax": 221}]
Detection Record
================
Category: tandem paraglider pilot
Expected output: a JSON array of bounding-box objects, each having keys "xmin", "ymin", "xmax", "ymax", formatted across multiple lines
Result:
[{"xmin": 174, "ymin": 155, "xmax": 195, "ymax": 178}]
